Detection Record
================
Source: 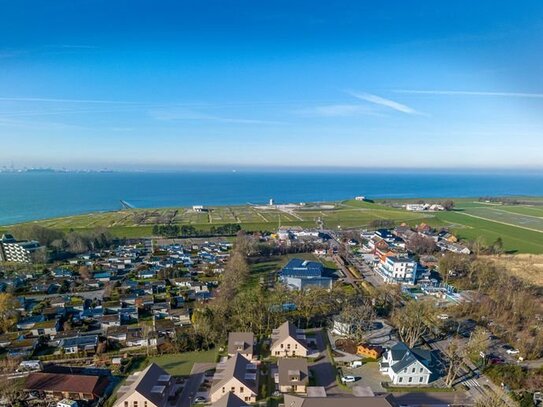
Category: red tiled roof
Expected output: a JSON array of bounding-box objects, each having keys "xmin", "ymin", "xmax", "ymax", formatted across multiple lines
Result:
[{"xmin": 25, "ymin": 372, "xmax": 108, "ymax": 397}]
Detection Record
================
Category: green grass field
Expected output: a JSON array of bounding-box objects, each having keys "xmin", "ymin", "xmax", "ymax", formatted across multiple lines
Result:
[
  {"xmin": 3, "ymin": 198, "xmax": 543, "ymax": 253},
  {"xmin": 148, "ymin": 349, "xmax": 218, "ymax": 376}
]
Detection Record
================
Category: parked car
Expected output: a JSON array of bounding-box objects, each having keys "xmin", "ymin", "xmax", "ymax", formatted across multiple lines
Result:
[
  {"xmin": 489, "ymin": 357, "xmax": 505, "ymax": 365},
  {"xmin": 506, "ymin": 348, "xmax": 520, "ymax": 355},
  {"xmin": 341, "ymin": 375, "xmax": 356, "ymax": 383},
  {"xmin": 194, "ymin": 396, "xmax": 207, "ymax": 403},
  {"xmin": 437, "ymin": 314, "xmax": 449, "ymax": 320}
]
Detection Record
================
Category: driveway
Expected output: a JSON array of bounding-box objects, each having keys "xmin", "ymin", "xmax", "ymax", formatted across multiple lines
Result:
[
  {"xmin": 310, "ymin": 330, "xmax": 350, "ymax": 395},
  {"xmin": 178, "ymin": 363, "xmax": 215, "ymax": 407}
]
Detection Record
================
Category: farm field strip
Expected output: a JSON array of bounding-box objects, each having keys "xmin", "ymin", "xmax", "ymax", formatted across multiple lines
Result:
[{"xmin": 462, "ymin": 207, "xmax": 543, "ymax": 232}]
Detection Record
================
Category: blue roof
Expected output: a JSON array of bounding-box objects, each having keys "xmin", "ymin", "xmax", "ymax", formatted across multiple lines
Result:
[{"xmin": 281, "ymin": 258, "xmax": 324, "ymax": 278}]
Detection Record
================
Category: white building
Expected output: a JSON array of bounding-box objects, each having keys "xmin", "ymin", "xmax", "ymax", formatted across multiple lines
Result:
[
  {"xmin": 0, "ymin": 234, "xmax": 42, "ymax": 263},
  {"xmin": 376, "ymin": 256, "xmax": 418, "ymax": 284},
  {"xmin": 379, "ymin": 342, "xmax": 435, "ymax": 385}
]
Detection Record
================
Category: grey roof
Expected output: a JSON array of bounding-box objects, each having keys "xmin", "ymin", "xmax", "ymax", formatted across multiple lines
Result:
[
  {"xmin": 211, "ymin": 353, "xmax": 258, "ymax": 396},
  {"xmin": 115, "ymin": 363, "xmax": 173, "ymax": 407},
  {"xmin": 387, "ymin": 342, "xmax": 433, "ymax": 374},
  {"xmin": 271, "ymin": 322, "xmax": 307, "ymax": 350},
  {"xmin": 283, "ymin": 394, "xmax": 398, "ymax": 407},
  {"xmin": 211, "ymin": 392, "xmax": 249, "ymax": 407},
  {"xmin": 277, "ymin": 358, "xmax": 308, "ymax": 386},
  {"xmin": 228, "ymin": 332, "xmax": 254, "ymax": 356}
]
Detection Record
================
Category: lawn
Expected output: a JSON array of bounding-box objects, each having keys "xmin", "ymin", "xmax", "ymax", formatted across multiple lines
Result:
[
  {"xmin": 435, "ymin": 211, "xmax": 543, "ymax": 253},
  {"xmin": 148, "ymin": 349, "xmax": 218, "ymax": 376}
]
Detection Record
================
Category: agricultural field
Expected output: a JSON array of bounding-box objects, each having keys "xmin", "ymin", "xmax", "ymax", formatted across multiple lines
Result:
[{"xmin": 3, "ymin": 197, "xmax": 543, "ymax": 253}]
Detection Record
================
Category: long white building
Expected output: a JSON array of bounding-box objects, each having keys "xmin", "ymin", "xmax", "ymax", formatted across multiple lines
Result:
[{"xmin": 0, "ymin": 234, "xmax": 42, "ymax": 263}]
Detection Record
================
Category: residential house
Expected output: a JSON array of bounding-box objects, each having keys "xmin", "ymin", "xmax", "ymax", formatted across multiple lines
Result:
[
  {"xmin": 114, "ymin": 363, "xmax": 176, "ymax": 407},
  {"xmin": 60, "ymin": 335, "xmax": 98, "ymax": 354},
  {"xmin": 210, "ymin": 353, "xmax": 258, "ymax": 403},
  {"xmin": 24, "ymin": 372, "xmax": 109, "ymax": 402},
  {"xmin": 271, "ymin": 322, "xmax": 309, "ymax": 357},
  {"xmin": 31, "ymin": 319, "xmax": 62, "ymax": 337},
  {"xmin": 356, "ymin": 344, "xmax": 384, "ymax": 360},
  {"xmin": 276, "ymin": 358, "xmax": 308, "ymax": 394},
  {"xmin": 228, "ymin": 332, "xmax": 255, "ymax": 360},
  {"xmin": 379, "ymin": 342, "xmax": 435, "ymax": 385},
  {"xmin": 211, "ymin": 393, "xmax": 249, "ymax": 407}
]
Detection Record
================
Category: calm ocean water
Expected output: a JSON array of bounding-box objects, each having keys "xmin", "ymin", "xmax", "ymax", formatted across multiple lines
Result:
[{"xmin": 1, "ymin": 170, "xmax": 543, "ymax": 225}]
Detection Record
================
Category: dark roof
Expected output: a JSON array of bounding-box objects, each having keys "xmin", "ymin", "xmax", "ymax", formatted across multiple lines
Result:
[
  {"xmin": 281, "ymin": 258, "xmax": 324, "ymax": 278},
  {"xmin": 387, "ymin": 342, "xmax": 433, "ymax": 374},
  {"xmin": 25, "ymin": 372, "xmax": 108, "ymax": 397},
  {"xmin": 212, "ymin": 392, "xmax": 250, "ymax": 407},
  {"xmin": 277, "ymin": 358, "xmax": 309, "ymax": 386},
  {"xmin": 283, "ymin": 394, "xmax": 398, "ymax": 407},
  {"xmin": 211, "ymin": 353, "xmax": 258, "ymax": 396},
  {"xmin": 228, "ymin": 332, "xmax": 254, "ymax": 356},
  {"xmin": 116, "ymin": 363, "xmax": 173, "ymax": 406}
]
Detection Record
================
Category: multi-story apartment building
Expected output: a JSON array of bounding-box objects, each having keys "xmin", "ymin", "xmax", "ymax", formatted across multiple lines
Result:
[
  {"xmin": 376, "ymin": 255, "xmax": 418, "ymax": 284},
  {"xmin": 0, "ymin": 234, "xmax": 42, "ymax": 263}
]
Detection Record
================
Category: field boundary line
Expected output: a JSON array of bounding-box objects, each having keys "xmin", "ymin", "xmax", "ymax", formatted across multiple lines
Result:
[{"xmin": 457, "ymin": 212, "xmax": 543, "ymax": 234}]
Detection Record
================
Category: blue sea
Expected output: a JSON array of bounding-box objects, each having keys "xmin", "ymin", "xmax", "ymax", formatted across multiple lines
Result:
[{"xmin": 1, "ymin": 170, "xmax": 543, "ymax": 225}]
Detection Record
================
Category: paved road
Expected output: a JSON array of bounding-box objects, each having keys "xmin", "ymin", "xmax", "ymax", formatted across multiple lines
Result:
[{"xmin": 393, "ymin": 392, "xmax": 474, "ymax": 406}]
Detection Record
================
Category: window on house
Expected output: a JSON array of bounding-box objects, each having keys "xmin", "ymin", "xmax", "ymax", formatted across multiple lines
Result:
[
  {"xmin": 240, "ymin": 387, "xmax": 244, "ymax": 393},
  {"xmin": 124, "ymin": 402, "xmax": 128, "ymax": 407},
  {"xmin": 419, "ymin": 377, "xmax": 424, "ymax": 382},
  {"xmin": 399, "ymin": 377, "xmax": 403, "ymax": 383},
  {"xmin": 412, "ymin": 368, "xmax": 415, "ymax": 373},
  {"xmin": 408, "ymin": 377, "xmax": 412, "ymax": 383},
  {"xmin": 144, "ymin": 402, "xmax": 147, "ymax": 407},
  {"xmin": 420, "ymin": 368, "xmax": 423, "ymax": 373},
  {"xmin": 133, "ymin": 402, "xmax": 138, "ymax": 407},
  {"xmin": 222, "ymin": 387, "xmax": 225, "ymax": 393},
  {"xmin": 280, "ymin": 344, "xmax": 284, "ymax": 348}
]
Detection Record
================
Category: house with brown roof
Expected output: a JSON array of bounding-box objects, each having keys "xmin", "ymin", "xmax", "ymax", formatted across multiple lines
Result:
[
  {"xmin": 271, "ymin": 322, "xmax": 308, "ymax": 357},
  {"xmin": 228, "ymin": 332, "xmax": 255, "ymax": 360},
  {"xmin": 114, "ymin": 363, "xmax": 178, "ymax": 407},
  {"xmin": 24, "ymin": 372, "xmax": 109, "ymax": 401},
  {"xmin": 276, "ymin": 358, "xmax": 309, "ymax": 394},
  {"xmin": 282, "ymin": 394, "xmax": 398, "ymax": 407},
  {"xmin": 210, "ymin": 353, "xmax": 258, "ymax": 403}
]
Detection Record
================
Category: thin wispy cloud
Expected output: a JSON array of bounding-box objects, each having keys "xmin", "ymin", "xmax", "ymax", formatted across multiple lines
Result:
[
  {"xmin": 395, "ymin": 90, "xmax": 543, "ymax": 98},
  {"xmin": 297, "ymin": 104, "xmax": 380, "ymax": 117},
  {"xmin": 0, "ymin": 97, "xmax": 143, "ymax": 105},
  {"xmin": 348, "ymin": 91, "xmax": 421, "ymax": 115},
  {"xmin": 149, "ymin": 107, "xmax": 285, "ymax": 125}
]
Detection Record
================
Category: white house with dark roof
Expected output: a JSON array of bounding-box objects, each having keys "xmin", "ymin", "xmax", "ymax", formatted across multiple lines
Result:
[
  {"xmin": 271, "ymin": 322, "xmax": 309, "ymax": 357},
  {"xmin": 210, "ymin": 353, "xmax": 258, "ymax": 403},
  {"xmin": 114, "ymin": 363, "xmax": 177, "ymax": 407},
  {"xmin": 228, "ymin": 332, "xmax": 255, "ymax": 360},
  {"xmin": 379, "ymin": 342, "xmax": 435, "ymax": 385}
]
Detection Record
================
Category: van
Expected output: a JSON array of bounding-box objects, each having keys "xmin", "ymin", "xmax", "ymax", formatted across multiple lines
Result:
[{"xmin": 350, "ymin": 360, "xmax": 363, "ymax": 368}]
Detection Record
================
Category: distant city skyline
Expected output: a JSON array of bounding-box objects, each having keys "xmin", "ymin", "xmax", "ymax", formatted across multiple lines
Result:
[{"xmin": 1, "ymin": 1, "xmax": 543, "ymax": 169}]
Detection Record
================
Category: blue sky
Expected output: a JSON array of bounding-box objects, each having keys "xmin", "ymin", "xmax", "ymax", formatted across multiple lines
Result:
[{"xmin": 1, "ymin": 0, "xmax": 543, "ymax": 169}]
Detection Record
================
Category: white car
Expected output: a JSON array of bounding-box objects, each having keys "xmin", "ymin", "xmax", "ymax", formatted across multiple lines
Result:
[
  {"xmin": 341, "ymin": 375, "xmax": 356, "ymax": 383},
  {"xmin": 506, "ymin": 348, "xmax": 520, "ymax": 355},
  {"xmin": 193, "ymin": 396, "xmax": 207, "ymax": 404},
  {"xmin": 437, "ymin": 314, "xmax": 450, "ymax": 320}
]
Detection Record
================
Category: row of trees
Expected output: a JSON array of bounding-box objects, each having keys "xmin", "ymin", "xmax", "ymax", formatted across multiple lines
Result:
[
  {"xmin": 152, "ymin": 223, "xmax": 242, "ymax": 237},
  {"xmin": 8, "ymin": 225, "xmax": 115, "ymax": 257}
]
